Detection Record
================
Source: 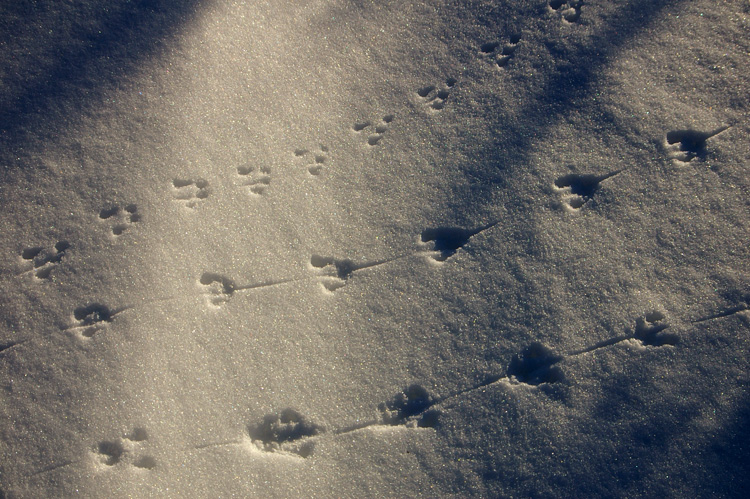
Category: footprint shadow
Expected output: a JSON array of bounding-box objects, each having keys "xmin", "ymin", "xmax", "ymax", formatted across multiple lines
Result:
[
  {"xmin": 553, "ymin": 170, "xmax": 621, "ymax": 211},
  {"xmin": 665, "ymin": 126, "xmax": 729, "ymax": 163},
  {"xmin": 248, "ymin": 408, "xmax": 323, "ymax": 458},
  {"xmin": 506, "ymin": 343, "xmax": 565, "ymax": 385},
  {"xmin": 420, "ymin": 223, "xmax": 497, "ymax": 261},
  {"xmin": 21, "ymin": 241, "xmax": 70, "ymax": 279}
]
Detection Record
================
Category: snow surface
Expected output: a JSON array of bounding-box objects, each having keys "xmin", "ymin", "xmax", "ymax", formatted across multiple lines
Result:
[{"xmin": 1, "ymin": 0, "xmax": 749, "ymax": 497}]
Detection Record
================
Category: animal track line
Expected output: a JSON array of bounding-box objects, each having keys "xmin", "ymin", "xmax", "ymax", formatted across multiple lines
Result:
[
  {"xmin": 24, "ymin": 428, "xmax": 156, "ymax": 481},
  {"xmin": 4, "ymin": 265, "xmax": 357, "ymax": 358},
  {"xmin": 14, "ymin": 304, "xmax": 725, "ymax": 476},
  {"xmin": 333, "ymin": 317, "xmax": 672, "ymax": 433},
  {"xmin": 311, "ymin": 222, "xmax": 502, "ymax": 292},
  {"xmin": 185, "ymin": 313, "xmax": 678, "ymax": 459},
  {"xmin": 1, "ymin": 301, "xmax": 164, "ymax": 357},
  {"xmin": 198, "ymin": 221, "xmax": 502, "ymax": 298},
  {"xmin": 692, "ymin": 304, "xmax": 749, "ymax": 323},
  {"xmin": 343, "ymin": 313, "xmax": 678, "ymax": 430},
  {"xmin": 331, "ymin": 313, "xmax": 679, "ymax": 432},
  {"xmin": 199, "ymin": 272, "xmax": 299, "ymax": 307},
  {"xmin": 199, "ymin": 258, "xmax": 411, "ymax": 301},
  {"xmin": 23, "ymin": 323, "xmax": 674, "ymax": 477}
]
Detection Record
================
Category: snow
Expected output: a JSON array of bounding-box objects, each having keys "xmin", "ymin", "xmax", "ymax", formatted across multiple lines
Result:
[{"xmin": 1, "ymin": 0, "xmax": 749, "ymax": 497}]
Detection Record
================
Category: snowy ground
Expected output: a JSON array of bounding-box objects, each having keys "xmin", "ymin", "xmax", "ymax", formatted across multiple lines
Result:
[{"xmin": 1, "ymin": 0, "xmax": 748, "ymax": 497}]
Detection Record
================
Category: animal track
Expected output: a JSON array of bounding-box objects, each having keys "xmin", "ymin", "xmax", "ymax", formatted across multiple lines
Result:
[
  {"xmin": 185, "ymin": 310, "xmax": 684, "ymax": 463},
  {"xmin": 353, "ymin": 115, "xmax": 394, "ymax": 146},
  {"xmin": 549, "ymin": 0, "xmax": 583, "ymax": 23},
  {"xmin": 64, "ymin": 303, "xmax": 128, "ymax": 338},
  {"xmin": 309, "ymin": 254, "xmax": 401, "ymax": 293},
  {"xmin": 198, "ymin": 272, "xmax": 297, "ymax": 307},
  {"xmin": 294, "ymin": 145, "xmax": 329, "ymax": 176},
  {"xmin": 199, "ymin": 273, "xmax": 236, "ymax": 307},
  {"xmin": 237, "ymin": 165, "xmax": 271, "ymax": 194},
  {"xmin": 308, "ymin": 224, "xmax": 500, "ymax": 293},
  {"xmin": 553, "ymin": 170, "xmax": 622, "ymax": 211},
  {"xmin": 0, "ymin": 339, "xmax": 27, "ymax": 355},
  {"xmin": 248, "ymin": 409, "xmax": 322, "ymax": 458},
  {"xmin": 5, "ymin": 303, "xmax": 128, "ymax": 355},
  {"xmin": 96, "ymin": 440, "xmax": 124, "ymax": 466},
  {"xmin": 378, "ymin": 384, "xmax": 440, "ymax": 428},
  {"xmin": 196, "ymin": 311, "xmax": 682, "ymax": 458},
  {"xmin": 172, "ymin": 179, "xmax": 210, "ymax": 208},
  {"xmin": 331, "ymin": 385, "xmax": 444, "ymax": 435},
  {"xmin": 94, "ymin": 428, "xmax": 155, "ymax": 469},
  {"xmin": 309, "ymin": 255, "xmax": 355, "ymax": 292},
  {"xmin": 665, "ymin": 126, "xmax": 729, "ymax": 163},
  {"xmin": 507, "ymin": 313, "xmax": 677, "ymax": 385},
  {"xmin": 20, "ymin": 241, "xmax": 69, "ymax": 279},
  {"xmin": 318, "ymin": 277, "xmax": 346, "ymax": 293},
  {"xmin": 633, "ymin": 311, "xmax": 678, "ymax": 346},
  {"xmin": 480, "ymin": 33, "xmax": 521, "ymax": 67},
  {"xmin": 419, "ymin": 223, "xmax": 498, "ymax": 262},
  {"xmin": 194, "ymin": 312, "xmax": 688, "ymax": 457},
  {"xmin": 416, "ymin": 78, "xmax": 457, "ymax": 110},
  {"xmin": 506, "ymin": 343, "xmax": 565, "ymax": 385},
  {"xmin": 99, "ymin": 204, "xmax": 140, "ymax": 236}
]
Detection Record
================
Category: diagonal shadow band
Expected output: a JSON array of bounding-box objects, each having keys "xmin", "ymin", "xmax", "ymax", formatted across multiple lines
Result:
[
  {"xmin": 0, "ymin": 0, "xmax": 205, "ymax": 161},
  {"xmin": 442, "ymin": 0, "xmax": 689, "ymax": 234}
]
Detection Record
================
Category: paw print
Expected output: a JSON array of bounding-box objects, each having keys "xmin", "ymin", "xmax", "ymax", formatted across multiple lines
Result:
[
  {"xmin": 248, "ymin": 408, "xmax": 323, "ymax": 458},
  {"xmin": 416, "ymin": 78, "xmax": 457, "ymax": 110},
  {"xmin": 634, "ymin": 311, "xmax": 678, "ymax": 347},
  {"xmin": 480, "ymin": 33, "xmax": 521, "ymax": 67},
  {"xmin": 353, "ymin": 115, "xmax": 394, "ymax": 146},
  {"xmin": 552, "ymin": 170, "xmax": 621, "ymax": 212},
  {"xmin": 309, "ymin": 255, "xmax": 349, "ymax": 293},
  {"xmin": 66, "ymin": 303, "xmax": 118, "ymax": 338},
  {"xmin": 99, "ymin": 204, "xmax": 140, "ymax": 236},
  {"xmin": 378, "ymin": 385, "xmax": 437, "ymax": 427},
  {"xmin": 664, "ymin": 126, "xmax": 729, "ymax": 163},
  {"xmin": 237, "ymin": 165, "xmax": 272, "ymax": 194},
  {"xmin": 506, "ymin": 343, "xmax": 565, "ymax": 385},
  {"xmin": 549, "ymin": 0, "xmax": 582, "ymax": 23},
  {"xmin": 294, "ymin": 146, "xmax": 329, "ymax": 175},
  {"xmin": 172, "ymin": 179, "xmax": 210, "ymax": 208},
  {"xmin": 20, "ymin": 241, "xmax": 69, "ymax": 279},
  {"xmin": 93, "ymin": 427, "xmax": 156, "ymax": 470},
  {"xmin": 64, "ymin": 303, "xmax": 132, "ymax": 339},
  {"xmin": 199, "ymin": 273, "xmax": 236, "ymax": 307}
]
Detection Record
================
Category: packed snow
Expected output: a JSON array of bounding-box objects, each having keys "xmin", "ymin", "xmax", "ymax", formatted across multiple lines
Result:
[{"xmin": 1, "ymin": 0, "xmax": 748, "ymax": 497}]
